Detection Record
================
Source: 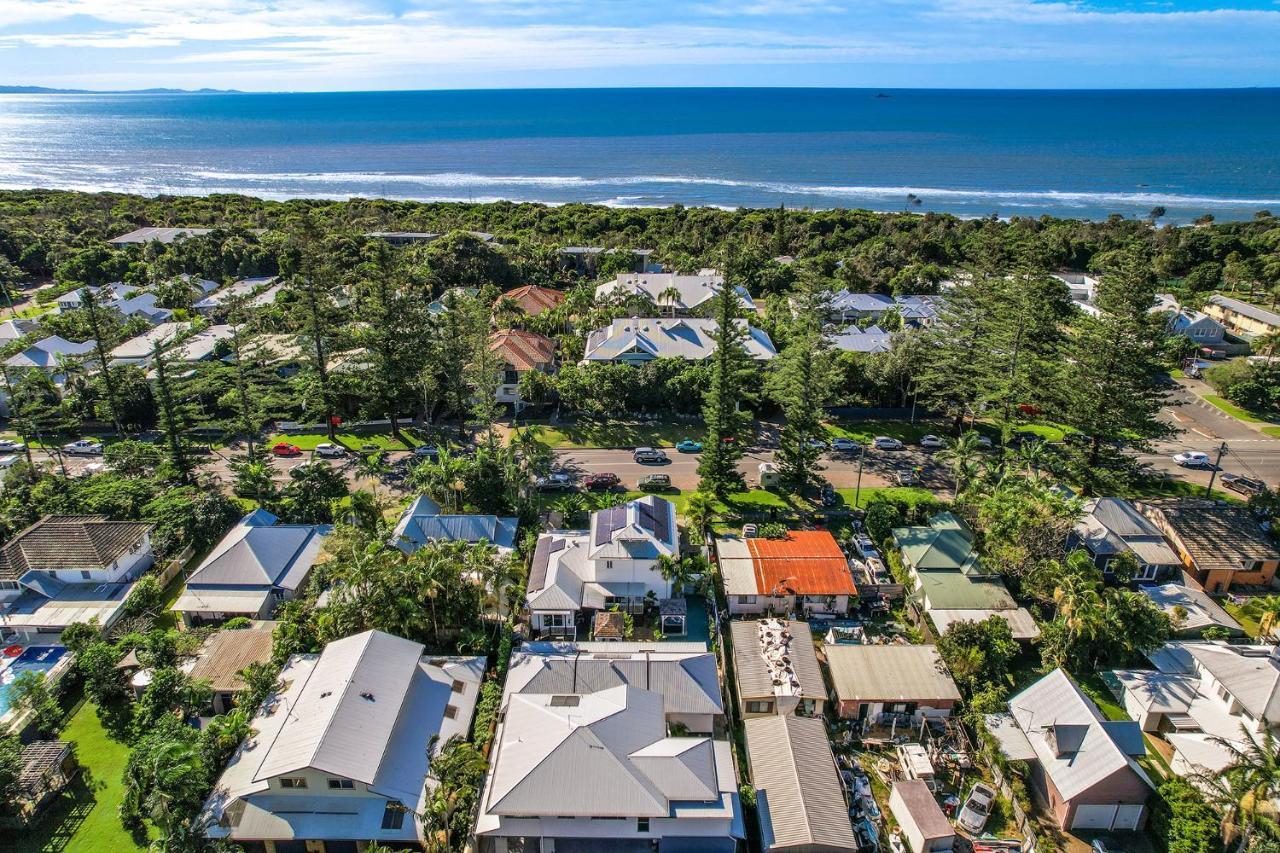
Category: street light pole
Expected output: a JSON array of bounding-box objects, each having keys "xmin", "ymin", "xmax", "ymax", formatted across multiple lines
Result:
[
  {"xmin": 1204, "ymin": 441, "xmax": 1229, "ymax": 498},
  {"xmin": 854, "ymin": 447, "xmax": 865, "ymax": 509}
]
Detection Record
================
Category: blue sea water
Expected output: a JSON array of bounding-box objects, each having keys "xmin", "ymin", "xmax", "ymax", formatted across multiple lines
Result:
[{"xmin": 0, "ymin": 87, "xmax": 1278, "ymax": 223}]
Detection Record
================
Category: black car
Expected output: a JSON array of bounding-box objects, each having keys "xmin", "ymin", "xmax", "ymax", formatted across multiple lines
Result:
[{"xmin": 1222, "ymin": 473, "xmax": 1267, "ymax": 497}]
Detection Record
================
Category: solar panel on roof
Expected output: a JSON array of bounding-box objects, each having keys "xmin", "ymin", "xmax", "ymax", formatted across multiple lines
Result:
[
  {"xmin": 650, "ymin": 499, "xmax": 671, "ymax": 544},
  {"xmin": 528, "ymin": 536, "xmax": 566, "ymax": 591},
  {"xmin": 595, "ymin": 506, "xmax": 626, "ymax": 546}
]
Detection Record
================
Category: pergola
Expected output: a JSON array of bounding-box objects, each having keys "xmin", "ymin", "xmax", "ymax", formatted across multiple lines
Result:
[{"xmin": 659, "ymin": 597, "xmax": 687, "ymax": 636}]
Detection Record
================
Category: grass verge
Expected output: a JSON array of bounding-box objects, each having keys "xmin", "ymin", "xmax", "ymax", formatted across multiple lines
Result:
[{"xmin": 522, "ymin": 421, "xmax": 702, "ymax": 449}]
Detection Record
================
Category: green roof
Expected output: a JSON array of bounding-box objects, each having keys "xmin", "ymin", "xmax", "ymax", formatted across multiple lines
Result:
[
  {"xmin": 917, "ymin": 571, "xmax": 1018, "ymax": 610},
  {"xmin": 891, "ymin": 512, "xmax": 983, "ymax": 575}
]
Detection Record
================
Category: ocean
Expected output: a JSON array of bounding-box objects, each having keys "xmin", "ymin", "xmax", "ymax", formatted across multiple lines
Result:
[{"xmin": 0, "ymin": 87, "xmax": 1277, "ymax": 223}]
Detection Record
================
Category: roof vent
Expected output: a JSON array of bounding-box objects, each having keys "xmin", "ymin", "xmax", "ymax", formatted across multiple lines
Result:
[
  {"xmin": 360, "ymin": 691, "xmax": 375, "ymax": 702},
  {"xmin": 320, "ymin": 691, "xmax": 332, "ymax": 699},
  {"xmin": 549, "ymin": 695, "xmax": 581, "ymax": 707}
]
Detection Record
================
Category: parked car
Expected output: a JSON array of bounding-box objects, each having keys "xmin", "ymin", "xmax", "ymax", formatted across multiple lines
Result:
[
  {"xmin": 853, "ymin": 535, "xmax": 880, "ymax": 560},
  {"xmin": 414, "ymin": 444, "xmax": 440, "ymax": 460},
  {"xmin": 638, "ymin": 473, "xmax": 672, "ymax": 491},
  {"xmin": 535, "ymin": 471, "xmax": 575, "ymax": 492},
  {"xmin": 314, "ymin": 442, "xmax": 346, "ymax": 458},
  {"xmin": 289, "ymin": 461, "xmax": 323, "ymax": 478},
  {"xmin": 957, "ymin": 782, "xmax": 997, "ymax": 833},
  {"xmin": 1090, "ymin": 840, "xmax": 1121, "ymax": 853},
  {"xmin": 1222, "ymin": 473, "xmax": 1267, "ymax": 496},
  {"xmin": 1173, "ymin": 451, "xmax": 1213, "ymax": 468},
  {"xmin": 831, "ymin": 437, "xmax": 861, "ymax": 453},
  {"xmin": 62, "ymin": 440, "xmax": 103, "ymax": 456},
  {"xmin": 583, "ymin": 472, "xmax": 620, "ymax": 490},
  {"xmin": 0, "ymin": 439, "xmax": 25, "ymax": 452},
  {"xmin": 872, "ymin": 436, "xmax": 903, "ymax": 451},
  {"xmin": 807, "ymin": 438, "xmax": 829, "ymax": 450},
  {"xmin": 271, "ymin": 442, "xmax": 302, "ymax": 457},
  {"xmin": 893, "ymin": 469, "xmax": 922, "ymax": 487},
  {"xmin": 919, "ymin": 435, "xmax": 945, "ymax": 450},
  {"xmin": 358, "ymin": 443, "xmax": 381, "ymax": 454},
  {"xmin": 633, "ymin": 447, "xmax": 669, "ymax": 464},
  {"xmin": 675, "ymin": 439, "xmax": 703, "ymax": 453}
]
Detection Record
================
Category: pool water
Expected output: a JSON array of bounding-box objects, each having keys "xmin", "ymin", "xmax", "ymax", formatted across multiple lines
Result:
[{"xmin": 0, "ymin": 646, "xmax": 67, "ymax": 716}]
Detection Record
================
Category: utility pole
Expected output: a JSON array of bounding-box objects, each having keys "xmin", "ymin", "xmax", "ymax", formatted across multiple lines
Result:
[
  {"xmin": 853, "ymin": 445, "xmax": 865, "ymax": 509},
  {"xmin": 1204, "ymin": 441, "xmax": 1229, "ymax": 498}
]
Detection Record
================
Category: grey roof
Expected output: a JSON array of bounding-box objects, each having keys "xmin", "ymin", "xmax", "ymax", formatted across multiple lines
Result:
[
  {"xmin": 185, "ymin": 513, "xmax": 330, "ymax": 591},
  {"xmin": 1177, "ymin": 643, "xmax": 1280, "ymax": 723},
  {"xmin": 829, "ymin": 325, "xmax": 893, "ymax": 353},
  {"xmin": 583, "ymin": 318, "xmax": 777, "ymax": 362},
  {"xmin": 830, "ymin": 291, "xmax": 895, "ymax": 314},
  {"xmin": 890, "ymin": 780, "xmax": 954, "ymax": 843},
  {"xmin": 823, "ymin": 645, "xmax": 961, "ymax": 704},
  {"xmin": 110, "ymin": 226, "xmax": 214, "ymax": 245},
  {"xmin": 730, "ymin": 620, "xmax": 825, "ymax": 701},
  {"xmin": 1140, "ymin": 584, "xmax": 1244, "ymax": 635},
  {"xmin": 505, "ymin": 644, "xmax": 723, "ymax": 717},
  {"xmin": 0, "ymin": 318, "xmax": 39, "ymax": 342},
  {"xmin": 1208, "ymin": 294, "xmax": 1280, "ymax": 329},
  {"xmin": 4, "ymin": 335, "xmax": 96, "ymax": 369},
  {"xmin": 587, "ymin": 495, "xmax": 678, "ymax": 560},
  {"xmin": 392, "ymin": 494, "xmax": 517, "ymax": 553},
  {"xmin": 1008, "ymin": 668, "xmax": 1153, "ymax": 801},
  {"xmin": 595, "ymin": 273, "xmax": 754, "ymax": 312},
  {"xmin": 1075, "ymin": 498, "xmax": 1180, "ymax": 565},
  {"xmin": 746, "ymin": 715, "xmax": 858, "ymax": 851}
]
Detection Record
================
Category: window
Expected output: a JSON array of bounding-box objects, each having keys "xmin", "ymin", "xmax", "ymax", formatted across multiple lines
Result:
[
  {"xmin": 544, "ymin": 613, "xmax": 568, "ymax": 628},
  {"xmin": 444, "ymin": 704, "xmax": 458, "ymax": 719},
  {"xmin": 280, "ymin": 777, "xmax": 307, "ymax": 789},
  {"xmin": 451, "ymin": 679, "xmax": 465, "ymax": 694},
  {"xmin": 745, "ymin": 700, "xmax": 774, "ymax": 714},
  {"xmin": 606, "ymin": 560, "xmax": 614, "ymax": 569},
  {"xmin": 637, "ymin": 818, "xmax": 650, "ymax": 833},
  {"xmin": 738, "ymin": 595, "xmax": 757, "ymax": 605},
  {"xmin": 1133, "ymin": 563, "xmax": 1158, "ymax": 582},
  {"xmin": 381, "ymin": 802, "xmax": 406, "ymax": 830},
  {"xmin": 327, "ymin": 779, "xmax": 355, "ymax": 790},
  {"xmin": 81, "ymin": 570, "xmax": 92, "ymax": 580}
]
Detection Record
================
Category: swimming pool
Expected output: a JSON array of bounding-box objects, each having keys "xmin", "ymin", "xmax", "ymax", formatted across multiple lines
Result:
[{"xmin": 0, "ymin": 646, "xmax": 67, "ymax": 716}]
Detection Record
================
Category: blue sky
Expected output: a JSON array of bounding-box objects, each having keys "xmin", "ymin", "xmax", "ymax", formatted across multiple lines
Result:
[{"xmin": 1, "ymin": 0, "xmax": 1279, "ymax": 91}]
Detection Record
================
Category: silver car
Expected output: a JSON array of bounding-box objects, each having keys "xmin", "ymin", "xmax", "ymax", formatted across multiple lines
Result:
[{"xmin": 957, "ymin": 782, "xmax": 996, "ymax": 833}]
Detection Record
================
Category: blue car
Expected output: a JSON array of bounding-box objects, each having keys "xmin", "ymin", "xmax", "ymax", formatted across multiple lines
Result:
[{"xmin": 675, "ymin": 439, "xmax": 703, "ymax": 453}]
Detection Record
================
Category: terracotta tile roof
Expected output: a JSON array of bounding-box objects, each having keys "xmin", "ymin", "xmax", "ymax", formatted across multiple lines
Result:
[
  {"xmin": 489, "ymin": 329, "xmax": 556, "ymax": 372},
  {"xmin": 498, "ymin": 285, "xmax": 565, "ymax": 316},
  {"xmin": 0, "ymin": 515, "xmax": 153, "ymax": 581},
  {"xmin": 746, "ymin": 530, "xmax": 857, "ymax": 596}
]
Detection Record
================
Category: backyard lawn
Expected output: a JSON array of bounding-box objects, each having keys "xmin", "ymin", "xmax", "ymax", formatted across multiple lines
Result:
[{"xmin": 12, "ymin": 701, "xmax": 148, "ymax": 853}]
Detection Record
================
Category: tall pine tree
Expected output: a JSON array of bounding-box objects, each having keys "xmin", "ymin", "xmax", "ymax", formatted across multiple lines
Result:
[
  {"xmin": 769, "ymin": 275, "xmax": 837, "ymax": 493},
  {"xmin": 698, "ymin": 282, "xmax": 756, "ymax": 497}
]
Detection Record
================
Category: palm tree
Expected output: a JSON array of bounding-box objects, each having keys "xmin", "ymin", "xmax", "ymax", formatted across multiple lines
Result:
[
  {"xmin": 230, "ymin": 456, "xmax": 278, "ymax": 509},
  {"xmin": 1253, "ymin": 331, "xmax": 1280, "ymax": 358},
  {"xmin": 1052, "ymin": 571, "xmax": 1105, "ymax": 656},
  {"xmin": 683, "ymin": 489, "xmax": 718, "ymax": 543},
  {"xmin": 354, "ymin": 449, "xmax": 390, "ymax": 501},
  {"xmin": 408, "ymin": 447, "xmax": 467, "ymax": 512},
  {"xmin": 1199, "ymin": 727, "xmax": 1280, "ymax": 851},
  {"xmin": 493, "ymin": 296, "xmax": 523, "ymax": 328},
  {"xmin": 1244, "ymin": 595, "xmax": 1280, "ymax": 639},
  {"xmin": 1017, "ymin": 440, "xmax": 1050, "ymax": 481},
  {"xmin": 936, "ymin": 430, "xmax": 985, "ymax": 495},
  {"xmin": 658, "ymin": 285, "xmax": 682, "ymax": 318}
]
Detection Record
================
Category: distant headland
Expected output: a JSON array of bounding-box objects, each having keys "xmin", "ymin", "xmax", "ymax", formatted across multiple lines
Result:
[{"xmin": 0, "ymin": 85, "xmax": 242, "ymax": 95}]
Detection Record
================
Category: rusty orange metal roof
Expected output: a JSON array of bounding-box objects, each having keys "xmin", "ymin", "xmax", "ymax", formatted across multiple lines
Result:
[
  {"xmin": 498, "ymin": 285, "xmax": 566, "ymax": 316},
  {"xmin": 746, "ymin": 530, "xmax": 857, "ymax": 596}
]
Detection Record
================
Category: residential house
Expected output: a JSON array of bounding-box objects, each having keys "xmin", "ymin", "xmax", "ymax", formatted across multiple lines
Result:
[
  {"xmin": 504, "ymin": 641, "xmax": 723, "ymax": 733},
  {"xmin": 193, "ymin": 276, "xmax": 278, "ymax": 316},
  {"xmin": 0, "ymin": 516, "xmax": 154, "ymax": 641},
  {"xmin": 203, "ymin": 630, "xmax": 485, "ymax": 850},
  {"xmin": 166, "ymin": 273, "xmax": 220, "ymax": 297},
  {"xmin": 596, "ymin": 272, "xmax": 755, "ymax": 315},
  {"xmin": 827, "ymin": 291, "xmax": 940, "ymax": 327},
  {"xmin": 829, "ymin": 325, "xmax": 893, "ymax": 354},
  {"xmin": 994, "ymin": 669, "xmax": 1153, "ymax": 831},
  {"xmin": 171, "ymin": 509, "xmax": 331, "ymax": 628},
  {"xmin": 475, "ymin": 682, "xmax": 742, "ymax": 852},
  {"xmin": 1137, "ymin": 499, "xmax": 1280, "ymax": 593},
  {"xmin": 715, "ymin": 530, "xmax": 857, "ymax": 618},
  {"xmin": 582, "ymin": 317, "xmax": 777, "ymax": 364},
  {"xmin": 824, "ymin": 644, "xmax": 961, "ymax": 723},
  {"xmin": 4, "ymin": 335, "xmax": 97, "ymax": 384},
  {"xmin": 186, "ymin": 627, "xmax": 275, "ymax": 715},
  {"xmin": 1114, "ymin": 642, "xmax": 1280, "ymax": 780},
  {"xmin": 1167, "ymin": 308, "xmax": 1227, "ymax": 350},
  {"xmin": 56, "ymin": 282, "xmax": 132, "ymax": 312},
  {"xmin": 111, "ymin": 291, "xmax": 173, "ymax": 325},
  {"xmin": 730, "ymin": 619, "xmax": 826, "ymax": 718},
  {"xmin": 108, "ymin": 227, "xmax": 215, "ymax": 247},
  {"xmin": 0, "ymin": 318, "xmax": 39, "ymax": 344},
  {"xmin": 1138, "ymin": 584, "xmax": 1244, "ymax": 638},
  {"xmin": 560, "ymin": 246, "xmax": 654, "ymax": 274},
  {"xmin": 745, "ymin": 714, "xmax": 859, "ymax": 852},
  {"xmin": 1203, "ymin": 294, "xmax": 1280, "ymax": 340},
  {"xmin": 427, "ymin": 286, "xmax": 480, "ymax": 315},
  {"xmin": 107, "ymin": 322, "xmax": 188, "ymax": 367},
  {"xmin": 1068, "ymin": 497, "xmax": 1183, "ymax": 583},
  {"xmin": 167, "ymin": 324, "xmax": 235, "ymax": 363},
  {"xmin": 893, "ymin": 512, "xmax": 1040, "ymax": 640},
  {"xmin": 1051, "ymin": 272, "xmax": 1102, "ymax": 317},
  {"xmin": 391, "ymin": 495, "xmax": 518, "ymax": 557},
  {"xmin": 488, "ymin": 329, "xmax": 556, "ymax": 406},
  {"xmin": 365, "ymin": 231, "xmax": 440, "ymax": 245},
  {"xmin": 526, "ymin": 496, "xmax": 678, "ymax": 639},
  {"xmin": 496, "ymin": 285, "xmax": 565, "ymax": 317}
]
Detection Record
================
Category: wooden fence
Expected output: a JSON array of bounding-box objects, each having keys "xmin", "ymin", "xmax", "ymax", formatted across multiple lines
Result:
[{"xmin": 155, "ymin": 544, "xmax": 196, "ymax": 587}]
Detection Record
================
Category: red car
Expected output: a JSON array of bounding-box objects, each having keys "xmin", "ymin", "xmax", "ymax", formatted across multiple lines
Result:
[
  {"xmin": 271, "ymin": 442, "xmax": 302, "ymax": 457},
  {"xmin": 583, "ymin": 472, "xmax": 620, "ymax": 490}
]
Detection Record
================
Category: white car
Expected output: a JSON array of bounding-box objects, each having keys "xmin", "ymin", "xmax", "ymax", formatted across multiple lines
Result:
[
  {"xmin": 919, "ymin": 435, "xmax": 945, "ymax": 450},
  {"xmin": 314, "ymin": 442, "xmax": 346, "ymax": 458},
  {"xmin": 414, "ymin": 444, "xmax": 439, "ymax": 459},
  {"xmin": 872, "ymin": 436, "xmax": 904, "ymax": 451},
  {"xmin": 0, "ymin": 439, "xmax": 25, "ymax": 452},
  {"xmin": 957, "ymin": 782, "xmax": 996, "ymax": 833},
  {"xmin": 62, "ymin": 440, "xmax": 104, "ymax": 456},
  {"xmin": 831, "ymin": 437, "xmax": 861, "ymax": 452},
  {"xmin": 853, "ymin": 535, "xmax": 880, "ymax": 560},
  {"xmin": 1173, "ymin": 451, "xmax": 1212, "ymax": 468},
  {"xmin": 807, "ymin": 438, "xmax": 828, "ymax": 450}
]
